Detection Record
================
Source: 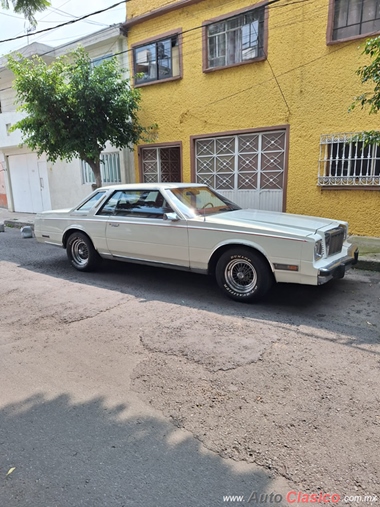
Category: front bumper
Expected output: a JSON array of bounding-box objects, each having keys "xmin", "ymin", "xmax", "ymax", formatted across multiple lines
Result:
[{"xmin": 317, "ymin": 244, "xmax": 359, "ymax": 285}]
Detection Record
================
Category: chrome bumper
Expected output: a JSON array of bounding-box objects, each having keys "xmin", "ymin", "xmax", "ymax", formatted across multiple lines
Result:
[{"xmin": 317, "ymin": 244, "xmax": 359, "ymax": 285}]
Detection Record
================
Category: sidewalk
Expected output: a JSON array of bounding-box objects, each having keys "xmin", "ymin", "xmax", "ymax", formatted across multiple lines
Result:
[
  {"xmin": 1, "ymin": 207, "xmax": 380, "ymax": 272},
  {"xmin": 0, "ymin": 208, "xmax": 35, "ymax": 228}
]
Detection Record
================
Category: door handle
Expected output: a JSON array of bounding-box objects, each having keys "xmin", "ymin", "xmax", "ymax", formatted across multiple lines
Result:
[{"xmin": 109, "ymin": 223, "xmax": 120, "ymax": 227}]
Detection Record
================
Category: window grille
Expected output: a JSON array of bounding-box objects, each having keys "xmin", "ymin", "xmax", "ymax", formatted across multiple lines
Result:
[
  {"xmin": 195, "ymin": 131, "xmax": 285, "ymax": 191},
  {"xmin": 141, "ymin": 147, "xmax": 181, "ymax": 183},
  {"xmin": 81, "ymin": 152, "xmax": 121, "ymax": 184},
  {"xmin": 318, "ymin": 133, "xmax": 380, "ymax": 186}
]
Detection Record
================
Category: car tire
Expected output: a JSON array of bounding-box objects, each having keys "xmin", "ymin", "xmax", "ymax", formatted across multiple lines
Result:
[
  {"xmin": 215, "ymin": 248, "xmax": 273, "ymax": 303},
  {"xmin": 66, "ymin": 232, "xmax": 101, "ymax": 272}
]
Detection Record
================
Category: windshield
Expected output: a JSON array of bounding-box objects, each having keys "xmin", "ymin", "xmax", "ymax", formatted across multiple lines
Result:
[{"xmin": 167, "ymin": 186, "xmax": 240, "ymax": 217}]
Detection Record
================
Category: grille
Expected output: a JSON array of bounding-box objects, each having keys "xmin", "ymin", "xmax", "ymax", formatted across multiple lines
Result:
[{"xmin": 326, "ymin": 227, "xmax": 345, "ymax": 256}]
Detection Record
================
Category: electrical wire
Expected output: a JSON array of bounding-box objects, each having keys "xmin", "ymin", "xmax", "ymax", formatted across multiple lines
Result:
[{"xmin": 0, "ymin": 0, "xmax": 129, "ymax": 44}]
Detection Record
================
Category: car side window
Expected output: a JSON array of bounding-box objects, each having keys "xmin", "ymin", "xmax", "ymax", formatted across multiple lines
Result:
[
  {"xmin": 97, "ymin": 190, "xmax": 172, "ymax": 218},
  {"xmin": 76, "ymin": 191, "xmax": 106, "ymax": 211}
]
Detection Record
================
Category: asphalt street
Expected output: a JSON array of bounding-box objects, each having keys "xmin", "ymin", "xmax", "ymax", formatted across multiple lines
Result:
[{"xmin": 1, "ymin": 227, "xmax": 379, "ymax": 506}]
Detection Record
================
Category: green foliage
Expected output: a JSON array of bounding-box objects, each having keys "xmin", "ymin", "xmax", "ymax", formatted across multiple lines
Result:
[
  {"xmin": 350, "ymin": 36, "xmax": 380, "ymax": 145},
  {"xmin": 1, "ymin": 0, "xmax": 50, "ymax": 24},
  {"xmin": 8, "ymin": 47, "xmax": 156, "ymax": 187}
]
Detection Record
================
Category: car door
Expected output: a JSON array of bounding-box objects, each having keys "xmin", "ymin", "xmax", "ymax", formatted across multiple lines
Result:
[{"xmin": 97, "ymin": 189, "xmax": 189, "ymax": 267}]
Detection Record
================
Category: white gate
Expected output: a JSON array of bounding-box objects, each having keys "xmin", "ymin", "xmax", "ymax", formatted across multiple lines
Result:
[
  {"xmin": 8, "ymin": 153, "xmax": 51, "ymax": 213},
  {"xmin": 195, "ymin": 130, "xmax": 286, "ymax": 211}
]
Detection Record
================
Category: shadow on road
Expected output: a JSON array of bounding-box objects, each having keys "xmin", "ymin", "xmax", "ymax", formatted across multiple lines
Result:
[{"xmin": 0, "ymin": 393, "xmax": 279, "ymax": 507}]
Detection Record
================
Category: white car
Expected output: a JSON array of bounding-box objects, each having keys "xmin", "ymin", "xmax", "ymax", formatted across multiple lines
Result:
[{"xmin": 34, "ymin": 183, "xmax": 358, "ymax": 303}]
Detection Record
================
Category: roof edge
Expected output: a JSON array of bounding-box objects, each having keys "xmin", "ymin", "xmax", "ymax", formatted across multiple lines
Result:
[{"xmin": 120, "ymin": 0, "xmax": 205, "ymax": 33}]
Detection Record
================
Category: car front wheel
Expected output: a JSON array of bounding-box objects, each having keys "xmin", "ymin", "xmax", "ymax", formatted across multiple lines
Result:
[
  {"xmin": 66, "ymin": 232, "xmax": 100, "ymax": 272},
  {"xmin": 215, "ymin": 248, "xmax": 273, "ymax": 302}
]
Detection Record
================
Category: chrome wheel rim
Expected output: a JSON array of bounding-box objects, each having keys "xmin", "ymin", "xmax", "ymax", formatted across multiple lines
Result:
[
  {"xmin": 71, "ymin": 238, "xmax": 89, "ymax": 267},
  {"xmin": 225, "ymin": 259, "xmax": 257, "ymax": 294}
]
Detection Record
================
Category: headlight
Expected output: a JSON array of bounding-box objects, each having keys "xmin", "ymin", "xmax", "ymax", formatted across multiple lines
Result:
[{"xmin": 314, "ymin": 239, "xmax": 323, "ymax": 260}]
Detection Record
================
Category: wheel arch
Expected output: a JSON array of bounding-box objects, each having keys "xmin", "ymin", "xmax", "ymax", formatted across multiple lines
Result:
[
  {"xmin": 62, "ymin": 227, "xmax": 93, "ymax": 249},
  {"xmin": 208, "ymin": 242, "xmax": 274, "ymax": 277}
]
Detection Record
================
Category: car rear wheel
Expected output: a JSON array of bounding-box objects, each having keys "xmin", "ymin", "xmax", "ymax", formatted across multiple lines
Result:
[
  {"xmin": 66, "ymin": 232, "xmax": 101, "ymax": 272},
  {"xmin": 215, "ymin": 248, "xmax": 273, "ymax": 302}
]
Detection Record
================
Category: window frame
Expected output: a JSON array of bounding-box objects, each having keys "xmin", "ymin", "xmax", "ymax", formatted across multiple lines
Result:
[
  {"xmin": 81, "ymin": 152, "xmax": 122, "ymax": 185},
  {"xmin": 91, "ymin": 54, "xmax": 113, "ymax": 68},
  {"xmin": 96, "ymin": 189, "xmax": 173, "ymax": 218},
  {"xmin": 318, "ymin": 133, "xmax": 380, "ymax": 188},
  {"xmin": 132, "ymin": 29, "xmax": 182, "ymax": 87},
  {"xmin": 138, "ymin": 142, "xmax": 183, "ymax": 183},
  {"xmin": 202, "ymin": 2, "xmax": 268, "ymax": 73},
  {"xmin": 75, "ymin": 191, "xmax": 107, "ymax": 212},
  {"xmin": 327, "ymin": 0, "xmax": 380, "ymax": 44}
]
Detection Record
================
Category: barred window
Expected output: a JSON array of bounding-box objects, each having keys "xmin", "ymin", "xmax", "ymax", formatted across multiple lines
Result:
[
  {"xmin": 141, "ymin": 146, "xmax": 181, "ymax": 183},
  {"xmin": 81, "ymin": 152, "xmax": 121, "ymax": 185},
  {"xmin": 318, "ymin": 133, "xmax": 380, "ymax": 187}
]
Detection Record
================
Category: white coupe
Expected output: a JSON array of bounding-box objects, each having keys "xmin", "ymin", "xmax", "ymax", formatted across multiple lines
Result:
[{"xmin": 34, "ymin": 183, "xmax": 358, "ymax": 302}]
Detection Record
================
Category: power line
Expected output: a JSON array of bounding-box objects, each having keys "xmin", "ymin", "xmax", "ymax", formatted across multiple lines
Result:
[{"xmin": 0, "ymin": 0, "xmax": 129, "ymax": 44}]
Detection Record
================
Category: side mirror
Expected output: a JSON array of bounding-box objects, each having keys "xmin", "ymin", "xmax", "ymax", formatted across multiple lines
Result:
[{"xmin": 163, "ymin": 212, "xmax": 179, "ymax": 222}]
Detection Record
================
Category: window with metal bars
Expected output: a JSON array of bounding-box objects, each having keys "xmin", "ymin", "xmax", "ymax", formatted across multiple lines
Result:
[
  {"xmin": 195, "ymin": 132, "xmax": 285, "ymax": 191},
  {"xmin": 141, "ymin": 146, "xmax": 181, "ymax": 183},
  {"xmin": 318, "ymin": 134, "xmax": 380, "ymax": 186},
  {"xmin": 81, "ymin": 152, "xmax": 121, "ymax": 184}
]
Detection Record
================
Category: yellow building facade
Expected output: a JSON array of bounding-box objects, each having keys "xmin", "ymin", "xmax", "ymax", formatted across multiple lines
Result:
[{"xmin": 122, "ymin": 0, "xmax": 380, "ymax": 236}]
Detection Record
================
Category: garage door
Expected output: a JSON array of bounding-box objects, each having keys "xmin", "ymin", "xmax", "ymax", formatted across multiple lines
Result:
[{"xmin": 8, "ymin": 154, "xmax": 51, "ymax": 213}]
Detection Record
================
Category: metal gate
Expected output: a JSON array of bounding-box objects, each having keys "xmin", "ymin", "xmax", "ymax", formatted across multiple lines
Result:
[{"xmin": 195, "ymin": 130, "xmax": 286, "ymax": 211}]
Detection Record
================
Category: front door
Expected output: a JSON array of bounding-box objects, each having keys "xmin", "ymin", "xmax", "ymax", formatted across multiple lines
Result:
[
  {"xmin": 97, "ymin": 189, "xmax": 189, "ymax": 267},
  {"xmin": 8, "ymin": 153, "xmax": 51, "ymax": 213}
]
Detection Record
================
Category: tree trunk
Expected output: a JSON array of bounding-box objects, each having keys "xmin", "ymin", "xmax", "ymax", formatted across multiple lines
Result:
[{"xmin": 86, "ymin": 159, "xmax": 102, "ymax": 188}]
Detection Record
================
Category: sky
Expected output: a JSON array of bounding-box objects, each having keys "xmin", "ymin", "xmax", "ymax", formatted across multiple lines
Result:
[{"xmin": 0, "ymin": 0, "xmax": 127, "ymax": 57}]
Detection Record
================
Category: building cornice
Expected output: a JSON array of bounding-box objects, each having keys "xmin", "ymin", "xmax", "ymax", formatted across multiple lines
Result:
[{"xmin": 120, "ymin": 0, "xmax": 205, "ymax": 33}]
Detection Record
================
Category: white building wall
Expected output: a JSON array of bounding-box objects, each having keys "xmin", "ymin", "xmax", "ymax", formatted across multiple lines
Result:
[
  {"xmin": 0, "ymin": 26, "xmax": 136, "ymax": 212},
  {"xmin": 46, "ymin": 159, "xmax": 92, "ymax": 210}
]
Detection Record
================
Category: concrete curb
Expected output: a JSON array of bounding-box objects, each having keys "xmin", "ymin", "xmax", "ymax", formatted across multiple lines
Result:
[{"xmin": 3, "ymin": 220, "xmax": 35, "ymax": 230}]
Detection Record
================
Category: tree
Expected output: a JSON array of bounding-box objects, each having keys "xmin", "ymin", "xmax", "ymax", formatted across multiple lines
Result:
[
  {"xmin": 1, "ymin": 0, "xmax": 50, "ymax": 24},
  {"xmin": 351, "ymin": 36, "xmax": 380, "ymax": 145},
  {"xmin": 8, "ymin": 48, "xmax": 155, "ymax": 188}
]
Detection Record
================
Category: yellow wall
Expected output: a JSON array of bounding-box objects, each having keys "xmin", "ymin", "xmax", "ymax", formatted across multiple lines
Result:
[{"xmin": 126, "ymin": 0, "xmax": 380, "ymax": 237}]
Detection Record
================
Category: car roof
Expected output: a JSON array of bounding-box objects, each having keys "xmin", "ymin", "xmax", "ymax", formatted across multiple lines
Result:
[{"xmin": 100, "ymin": 183, "xmax": 207, "ymax": 191}]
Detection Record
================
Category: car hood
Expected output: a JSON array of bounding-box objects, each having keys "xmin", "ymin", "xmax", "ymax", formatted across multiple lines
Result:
[{"xmin": 208, "ymin": 209, "xmax": 338, "ymax": 236}]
